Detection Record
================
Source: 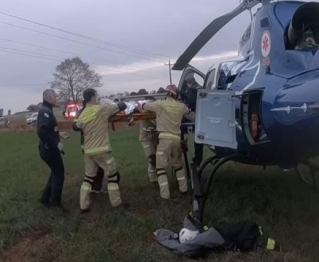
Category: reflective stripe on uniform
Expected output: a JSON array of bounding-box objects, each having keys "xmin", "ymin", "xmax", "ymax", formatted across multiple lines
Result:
[
  {"xmin": 78, "ymin": 105, "xmax": 99, "ymax": 124},
  {"xmin": 84, "ymin": 145, "xmax": 111, "ymax": 155},
  {"xmin": 159, "ymin": 132, "xmax": 180, "ymax": 141},
  {"xmin": 81, "ymin": 183, "xmax": 91, "ymax": 190},
  {"xmin": 259, "ymin": 226, "xmax": 263, "ymax": 236},
  {"xmin": 84, "ymin": 176, "xmax": 94, "ymax": 185},
  {"xmin": 164, "ymin": 101, "xmax": 183, "ymax": 115},
  {"xmin": 157, "ymin": 168, "xmax": 166, "ymax": 176},
  {"xmin": 108, "ymin": 184, "xmax": 119, "ymax": 190},
  {"xmin": 106, "ymin": 157, "xmax": 115, "ymax": 164},
  {"xmin": 159, "ymin": 182, "xmax": 168, "ymax": 187},
  {"xmin": 267, "ymin": 238, "xmax": 275, "ymax": 250}
]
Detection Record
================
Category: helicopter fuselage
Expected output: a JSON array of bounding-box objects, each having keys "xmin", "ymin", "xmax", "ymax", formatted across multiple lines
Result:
[{"xmin": 192, "ymin": 1, "xmax": 319, "ymax": 169}]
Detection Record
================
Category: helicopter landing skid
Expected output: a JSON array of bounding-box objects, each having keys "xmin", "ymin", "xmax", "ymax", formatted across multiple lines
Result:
[{"xmin": 188, "ymin": 153, "xmax": 244, "ymax": 229}]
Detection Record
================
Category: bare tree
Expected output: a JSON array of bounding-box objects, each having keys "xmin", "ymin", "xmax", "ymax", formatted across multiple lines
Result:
[{"xmin": 49, "ymin": 57, "xmax": 103, "ymax": 102}]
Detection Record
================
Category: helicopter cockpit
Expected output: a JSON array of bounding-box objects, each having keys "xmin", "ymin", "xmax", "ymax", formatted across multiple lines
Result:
[
  {"xmin": 280, "ymin": 2, "xmax": 319, "ymax": 50},
  {"xmin": 293, "ymin": 24, "xmax": 319, "ymax": 50},
  {"xmin": 204, "ymin": 60, "xmax": 246, "ymax": 91}
]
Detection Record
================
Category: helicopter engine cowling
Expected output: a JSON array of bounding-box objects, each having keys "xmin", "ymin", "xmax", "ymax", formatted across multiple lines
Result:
[{"xmin": 287, "ymin": 2, "xmax": 319, "ymax": 49}]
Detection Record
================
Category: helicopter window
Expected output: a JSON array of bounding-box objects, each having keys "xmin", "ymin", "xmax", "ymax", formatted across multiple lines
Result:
[
  {"xmin": 240, "ymin": 23, "xmax": 252, "ymax": 55},
  {"xmin": 204, "ymin": 69, "xmax": 216, "ymax": 89},
  {"xmin": 180, "ymin": 71, "xmax": 204, "ymax": 107},
  {"xmin": 229, "ymin": 60, "xmax": 246, "ymax": 76},
  {"xmin": 260, "ymin": 17, "xmax": 270, "ymax": 28},
  {"xmin": 182, "ymin": 72, "xmax": 204, "ymax": 91},
  {"xmin": 274, "ymin": 2, "xmax": 302, "ymax": 29},
  {"xmin": 241, "ymin": 24, "xmax": 251, "ymax": 45}
]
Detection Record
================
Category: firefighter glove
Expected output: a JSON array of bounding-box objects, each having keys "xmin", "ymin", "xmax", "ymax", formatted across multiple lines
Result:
[{"xmin": 57, "ymin": 142, "xmax": 64, "ymax": 152}]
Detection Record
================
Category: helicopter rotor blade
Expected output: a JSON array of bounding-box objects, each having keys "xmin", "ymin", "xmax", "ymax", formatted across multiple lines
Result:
[{"xmin": 172, "ymin": 1, "xmax": 256, "ymax": 70}]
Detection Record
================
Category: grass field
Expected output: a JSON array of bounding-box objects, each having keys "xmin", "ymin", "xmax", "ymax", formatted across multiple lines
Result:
[{"xmin": 1, "ymin": 128, "xmax": 319, "ymax": 262}]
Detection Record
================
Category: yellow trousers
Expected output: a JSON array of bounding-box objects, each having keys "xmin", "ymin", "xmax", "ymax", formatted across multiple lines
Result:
[
  {"xmin": 80, "ymin": 152, "xmax": 122, "ymax": 210},
  {"xmin": 156, "ymin": 138, "xmax": 188, "ymax": 199},
  {"xmin": 141, "ymin": 138, "xmax": 157, "ymax": 183}
]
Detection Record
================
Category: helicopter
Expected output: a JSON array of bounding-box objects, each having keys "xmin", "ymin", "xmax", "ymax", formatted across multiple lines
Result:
[{"xmin": 170, "ymin": 0, "xmax": 319, "ymax": 229}]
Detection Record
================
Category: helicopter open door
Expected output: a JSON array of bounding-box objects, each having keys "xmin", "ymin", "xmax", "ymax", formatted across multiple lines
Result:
[
  {"xmin": 178, "ymin": 65, "xmax": 205, "ymax": 104},
  {"xmin": 195, "ymin": 89, "xmax": 238, "ymax": 149}
]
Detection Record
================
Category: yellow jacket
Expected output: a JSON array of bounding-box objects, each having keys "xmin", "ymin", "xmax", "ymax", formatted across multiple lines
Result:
[
  {"xmin": 77, "ymin": 103, "xmax": 119, "ymax": 155},
  {"xmin": 143, "ymin": 97, "xmax": 190, "ymax": 141}
]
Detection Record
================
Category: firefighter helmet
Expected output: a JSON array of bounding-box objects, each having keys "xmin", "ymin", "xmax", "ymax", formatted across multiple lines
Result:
[
  {"xmin": 166, "ymin": 84, "xmax": 179, "ymax": 99},
  {"xmin": 179, "ymin": 228, "xmax": 200, "ymax": 243}
]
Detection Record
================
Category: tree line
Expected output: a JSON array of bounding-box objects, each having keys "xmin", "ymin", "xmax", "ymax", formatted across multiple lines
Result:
[{"xmin": 26, "ymin": 56, "xmax": 166, "ymax": 112}]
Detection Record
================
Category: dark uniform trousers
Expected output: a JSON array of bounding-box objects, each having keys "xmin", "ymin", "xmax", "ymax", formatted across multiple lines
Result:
[
  {"xmin": 39, "ymin": 146, "xmax": 65, "ymax": 205},
  {"xmin": 37, "ymin": 100, "xmax": 65, "ymax": 206}
]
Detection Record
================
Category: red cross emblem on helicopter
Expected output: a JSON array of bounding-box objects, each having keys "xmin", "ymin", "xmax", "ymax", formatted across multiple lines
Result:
[{"xmin": 261, "ymin": 30, "xmax": 271, "ymax": 57}]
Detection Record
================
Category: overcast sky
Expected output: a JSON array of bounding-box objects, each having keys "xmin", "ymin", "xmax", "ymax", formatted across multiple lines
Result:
[{"xmin": 0, "ymin": 0, "xmax": 255, "ymax": 113}]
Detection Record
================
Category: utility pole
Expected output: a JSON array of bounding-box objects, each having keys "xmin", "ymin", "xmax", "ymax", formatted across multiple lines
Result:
[{"xmin": 164, "ymin": 57, "xmax": 175, "ymax": 85}]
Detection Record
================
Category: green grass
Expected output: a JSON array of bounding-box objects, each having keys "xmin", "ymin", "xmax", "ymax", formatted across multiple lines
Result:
[{"xmin": 0, "ymin": 129, "xmax": 319, "ymax": 261}]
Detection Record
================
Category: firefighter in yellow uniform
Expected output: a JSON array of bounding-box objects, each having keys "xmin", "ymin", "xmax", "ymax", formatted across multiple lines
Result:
[
  {"xmin": 139, "ymin": 119, "xmax": 158, "ymax": 183},
  {"xmin": 141, "ymin": 85, "xmax": 191, "ymax": 199},
  {"xmin": 76, "ymin": 88, "xmax": 127, "ymax": 212}
]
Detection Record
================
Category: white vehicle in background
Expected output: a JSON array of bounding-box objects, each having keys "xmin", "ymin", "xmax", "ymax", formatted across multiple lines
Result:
[
  {"xmin": 26, "ymin": 112, "xmax": 38, "ymax": 125},
  {"xmin": 0, "ymin": 117, "xmax": 10, "ymax": 128}
]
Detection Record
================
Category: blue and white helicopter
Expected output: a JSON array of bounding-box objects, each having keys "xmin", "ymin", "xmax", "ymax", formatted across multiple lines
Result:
[{"xmin": 172, "ymin": 0, "xmax": 319, "ymax": 227}]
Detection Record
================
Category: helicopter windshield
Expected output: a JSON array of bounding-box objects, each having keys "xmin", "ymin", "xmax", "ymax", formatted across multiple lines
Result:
[{"xmin": 274, "ymin": 2, "xmax": 303, "ymax": 28}]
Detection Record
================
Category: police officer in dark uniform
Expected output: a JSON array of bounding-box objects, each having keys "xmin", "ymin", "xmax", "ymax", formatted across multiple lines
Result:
[
  {"xmin": 72, "ymin": 100, "xmax": 105, "ymax": 193},
  {"xmin": 37, "ymin": 89, "xmax": 65, "ymax": 208}
]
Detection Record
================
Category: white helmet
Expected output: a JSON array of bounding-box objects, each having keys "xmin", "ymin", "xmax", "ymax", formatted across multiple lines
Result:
[{"xmin": 179, "ymin": 228, "xmax": 199, "ymax": 243}]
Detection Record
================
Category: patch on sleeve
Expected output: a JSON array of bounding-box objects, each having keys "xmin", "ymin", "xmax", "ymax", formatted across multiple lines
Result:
[{"xmin": 44, "ymin": 113, "xmax": 49, "ymax": 118}]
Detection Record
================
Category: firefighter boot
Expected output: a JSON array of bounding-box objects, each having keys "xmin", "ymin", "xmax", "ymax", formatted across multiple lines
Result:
[
  {"xmin": 148, "ymin": 154, "xmax": 157, "ymax": 183},
  {"xmin": 108, "ymin": 172, "xmax": 122, "ymax": 207},
  {"xmin": 148, "ymin": 163, "xmax": 157, "ymax": 183},
  {"xmin": 175, "ymin": 167, "xmax": 188, "ymax": 193},
  {"xmin": 80, "ymin": 176, "xmax": 94, "ymax": 211},
  {"xmin": 157, "ymin": 168, "xmax": 170, "ymax": 199}
]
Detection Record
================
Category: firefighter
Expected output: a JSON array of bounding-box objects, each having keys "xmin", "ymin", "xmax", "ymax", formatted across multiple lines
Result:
[
  {"xmin": 37, "ymin": 89, "xmax": 65, "ymax": 208},
  {"xmin": 139, "ymin": 119, "xmax": 158, "ymax": 183},
  {"xmin": 141, "ymin": 85, "xmax": 191, "ymax": 199},
  {"xmin": 76, "ymin": 88, "xmax": 127, "ymax": 212},
  {"xmin": 72, "ymin": 100, "xmax": 105, "ymax": 194}
]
